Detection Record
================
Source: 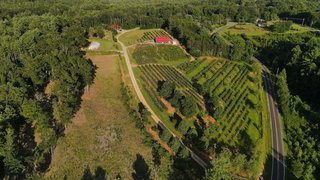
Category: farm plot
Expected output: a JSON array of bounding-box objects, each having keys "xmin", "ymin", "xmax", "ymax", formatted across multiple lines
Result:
[
  {"xmin": 132, "ymin": 44, "xmax": 189, "ymax": 64},
  {"xmin": 138, "ymin": 64, "xmax": 205, "ymax": 109},
  {"xmin": 187, "ymin": 59, "xmax": 262, "ymax": 146},
  {"xmin": 137, "ymin": 30, "xmax": 169, "ymax": 43},
  {"xmin": 119, "ymin": 29, "xmax": 168, "ymax": 46}
]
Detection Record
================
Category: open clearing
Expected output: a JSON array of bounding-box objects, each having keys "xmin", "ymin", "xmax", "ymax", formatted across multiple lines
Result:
[
  {"xmin": 219, "ymin": 22, "xmax": 311, "ymax": 36},
  {"xmin": 46, "ymin": 55, "xmax": 154, "ymax": 179},
  {"xmin": 86, "ymin": 31, "xmax": 120, "ymax": 55},
  {"xmin": 220, "ymin": 23, "xmax": 269, "ymax": 36}
]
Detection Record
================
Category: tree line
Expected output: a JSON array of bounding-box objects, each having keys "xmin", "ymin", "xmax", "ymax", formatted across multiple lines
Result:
[{"xmin": 0, "ymin": 5, "xmax": 95, "ymax": 179}]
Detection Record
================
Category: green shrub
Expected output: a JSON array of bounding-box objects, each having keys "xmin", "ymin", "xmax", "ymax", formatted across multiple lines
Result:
[
  {"xmin": 177, "ymin": 120, "xmax": 190, "ymax": 135},
  {"xmin": 271, "ymin": 21, "xmax": 293, "ymax": 33},
  {"xmin": 160, "ymin": 129, "xmax": 172, "ymax": 142},
  {"xmin": 169, "ymin": 138, "xmax": 181, "ymax": 153},
  {"xmin": 178, "ymin": 147, "xmax": 190, "ymax": 158}
]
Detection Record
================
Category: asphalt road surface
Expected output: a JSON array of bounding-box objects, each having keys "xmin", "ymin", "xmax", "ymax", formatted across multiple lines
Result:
[{"xmin": 256, "ymin": 59, "xmax": 285, "ymax": 180}]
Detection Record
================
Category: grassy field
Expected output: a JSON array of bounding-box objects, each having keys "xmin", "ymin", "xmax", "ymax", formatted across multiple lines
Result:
[
  {"xmin": 45, "ymin": 55, "xmax": 156, "ymax": 179},
  {"xmin": 220, "ymin": 23, "xmax": 269, "ymax": 36},
  {"xmin": 219, "ymin": 22, "xmax": 311, "ymax": 36},
  {"xmin": 131, "ymin": 44, "xmax": 189, "ymax": 65},
  {"xmin": 119, "ymin": 28, "xmax": 168, "ymax": 46},
  {"xmin": 86, "ymin": 31, "xmax": 120, "ymax": 55}
]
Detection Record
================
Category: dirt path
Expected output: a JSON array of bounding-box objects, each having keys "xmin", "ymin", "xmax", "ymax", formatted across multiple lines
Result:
[{"xmin": 117, "ymin": 30, "xmax": 208, "ymax": 168}]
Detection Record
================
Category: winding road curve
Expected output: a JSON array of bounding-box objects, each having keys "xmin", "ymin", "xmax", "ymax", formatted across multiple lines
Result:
[{"xmin": 117, "ymin": 30, "xmax": 208, "ymax": 168}]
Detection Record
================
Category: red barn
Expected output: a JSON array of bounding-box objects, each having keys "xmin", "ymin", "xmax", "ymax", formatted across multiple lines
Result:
[
  {"xmin": 155, "ymin": 36, "xmax": 171, "ymax": 44},
  {"xmin": 111, "ymin": 23, "xmax": 121, "ymax": 30}
]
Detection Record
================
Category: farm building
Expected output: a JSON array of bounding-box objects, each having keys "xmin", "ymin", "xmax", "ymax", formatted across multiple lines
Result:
[
  {"xmin": 256, "ymin": 19, "xmax": 267, "ymax": 28},
  {"xmin": 111, "ymin": 23, "xmax": 122, "ymax": 31},
  {"xmin": 155, "ymin": 36, "xmax": 172, "ymax": 44}
]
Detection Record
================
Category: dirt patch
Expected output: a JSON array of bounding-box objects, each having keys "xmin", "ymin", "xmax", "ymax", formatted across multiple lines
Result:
[
  {"xmin": 160, "ymin": 98, "xmax": 176, "ymax": 114},
  {"xmin": 202, "ymin": 115, "xmax": 216, "ymax": 127},
  {"xmin": 199, "ymin": 56, "xmax": 221, "ymax": 61},
  {"xmin": 146, "ymin": 125, "xmax": 175, "ymax": 156},
  {"xmin": 44, "ymin": 80, "xmax": 55, "ymax": 98},
  {"xmin": 46, "ymin": 54, "xmax": 156, "ymax": 179},
  {"xmin": 68, "ymin": 55, "xmax": 118, "ymax": 131}
]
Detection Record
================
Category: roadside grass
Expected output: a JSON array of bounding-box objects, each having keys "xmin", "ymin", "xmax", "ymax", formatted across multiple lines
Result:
[
  {"xmin": 46, "ymin": 55, "xmax": 155, "ymax": 179},
  {"xmin": 119, "ymin": 28, "xmax": 165, "ymax": 46},
  {"xmin": 257, "ymin": 67, "xmax": 272, "ymax": 176}
]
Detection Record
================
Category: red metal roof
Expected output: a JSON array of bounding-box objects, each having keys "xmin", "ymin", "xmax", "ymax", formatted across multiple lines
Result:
[
  {"xmin": 155, "ymin": 36, "xmax": 171, "ymax": 43},
  {"xmin": 111, "ymin": 23, "xmax": 121, "ymax": 30}
]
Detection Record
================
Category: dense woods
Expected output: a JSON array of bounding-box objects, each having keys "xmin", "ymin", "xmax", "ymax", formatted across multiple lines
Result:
[
  {"xmin": 1, "ymin": 0, "xmax": 320, "ymax": 179},
  {"xmin": 0, "ymin": 2, "xmax": 96, "ymax": 178}
]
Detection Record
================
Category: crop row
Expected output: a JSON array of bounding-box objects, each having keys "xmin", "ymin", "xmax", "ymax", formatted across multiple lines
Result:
[
  {"xmin": 137, "ymin": 31, "xmax": 168, "ymax": 43},
  {"xmin": 138, "ymin": 64, "xmax": 204, "ymax": 107},
  {"xmin": 177, "ymin": 59, "xmax": 205, "ymax": 72},
  {"xmin": 226, "ymin": 109, "xmax": 250, "ymax": 140},
  {"xmin": 219, "ymin": 70, "xmax": 249, "ymax": 103},
  {"xmin": 204, "ymin": 63, "xmax": 238, "ymax": 91},
  {"xmin": 199, "ymin": 61, "xmax": 260, "ymax": 145},
  {"xmin": 142, "ymin": 84, "xmax": 167, "ymax": 111},
  {"xmin": 192, "ymin": 60, "xmax": 221, "ymax": 80}
]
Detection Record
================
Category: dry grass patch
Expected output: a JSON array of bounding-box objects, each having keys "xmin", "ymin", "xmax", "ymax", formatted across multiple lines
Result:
[
  {"xmin": 46, "ymin": 55, "xmax": 155, "ymax": 179},
  {"xmin": 160, "ymin": 98, "xmax": 176, "ymax": 115}
]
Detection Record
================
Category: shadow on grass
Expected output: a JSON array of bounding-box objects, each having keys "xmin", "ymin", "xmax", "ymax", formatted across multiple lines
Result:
[
  {"xmin": 81, "ymin": 166, "xmax": 107, "ymax": 180},
  {"xmin": 132, "ymin": 154, "xmax": 150, "ymax": 180}
]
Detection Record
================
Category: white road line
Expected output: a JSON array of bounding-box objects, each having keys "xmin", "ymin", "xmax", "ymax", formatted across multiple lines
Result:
[{"xmin": 263, "ymin": 72, "xmax": 274, "ymax": 179}]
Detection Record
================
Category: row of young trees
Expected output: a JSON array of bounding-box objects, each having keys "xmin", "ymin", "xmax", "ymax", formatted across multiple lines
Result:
[{"xmin": 158, "ymin": 81, "xmax": 198, "ymax": 117}]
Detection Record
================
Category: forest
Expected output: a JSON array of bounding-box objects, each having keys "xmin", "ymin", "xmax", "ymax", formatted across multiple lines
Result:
[{"xmin": 0, "ymin": 0, "xmax": 319, "ymax": 179}]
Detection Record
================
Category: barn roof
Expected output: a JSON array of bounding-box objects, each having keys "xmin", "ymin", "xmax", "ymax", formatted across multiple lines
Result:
[
  {"xmin": 155, "ymin": 36, "xmax": 171, "ymax": 43},
  {"xmin": 111, "ymin": 23, "xmax": 121, "ymax": 30}
]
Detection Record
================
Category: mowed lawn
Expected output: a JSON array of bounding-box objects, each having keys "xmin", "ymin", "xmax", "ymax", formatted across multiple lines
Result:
[
  {"xmin": 45, "ymin": 55, "xmax": 154, "ymax": 179},
  {"xmin": 220, "ymin": 23, "xmax": 269, "ymax": 36}
]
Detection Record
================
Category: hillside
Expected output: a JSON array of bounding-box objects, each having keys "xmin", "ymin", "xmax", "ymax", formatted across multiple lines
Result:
[{"xmin": 122, "ymin": 28, "xmax": 270, "ymax": 178}]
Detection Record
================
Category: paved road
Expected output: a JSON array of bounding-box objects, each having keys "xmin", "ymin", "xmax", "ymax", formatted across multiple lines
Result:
[
  {"xmin": 253, "ymin": 57, "xmax": 285, "ymax": 180},
  {"xmin": 210, "ymin": 22, "xmax": 237, "ymax": 35},
  {"xmin": 117, "ymin": 30, "xmax": 208, "ymax": 168}
]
